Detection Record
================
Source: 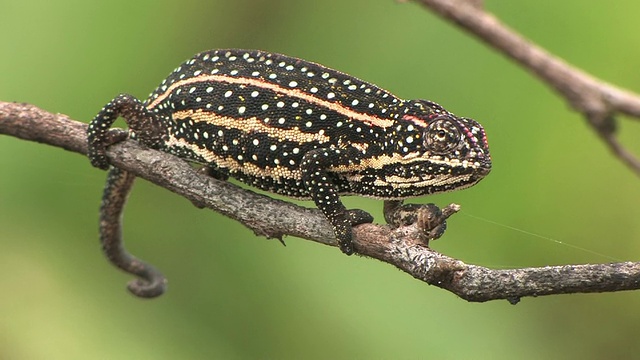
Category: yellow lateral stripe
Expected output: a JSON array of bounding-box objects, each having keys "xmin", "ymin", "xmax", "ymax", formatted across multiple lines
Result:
[
  {"xmin": 166, "ymin": 136, "xmax": 303, "ymax": 180},
  {"xmin": 332, "ymin": 152, "xmax": 477, "ymax": 173},
  {"xmin": 173, "ymin": 109, "xmax": 332, "ymax": 144}
]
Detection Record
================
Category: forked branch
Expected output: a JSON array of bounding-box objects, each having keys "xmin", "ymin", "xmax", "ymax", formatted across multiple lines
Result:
[
  {"xmin": 412, "ymin": 0, "xmax": 640, "ymax": 175},
  {"xmin": 2, "ymin": 101, "xmax": 640, "ymax": 303}
]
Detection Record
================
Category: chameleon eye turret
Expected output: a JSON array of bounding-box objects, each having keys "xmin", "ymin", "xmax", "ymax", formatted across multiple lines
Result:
[
  {"xmin": 87, "ymin": 49, "xmax": 491, "ymax": 297},
  {"xmin": 424, "ymin": 117, "xmax": 462, "ymax": 154}
]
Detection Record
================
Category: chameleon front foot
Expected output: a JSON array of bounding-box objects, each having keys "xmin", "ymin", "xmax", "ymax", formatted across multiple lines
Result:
[
  {"xmin": 384, "ymin": 200, "xmax": 460, "ymax": 245},
  {"xmin": 346, "ymin": 209, "xmax": 374, "ymax": 226},
  {"xmin": 333, "ymin": 209, "xmax": 374, "ymax": 255}
]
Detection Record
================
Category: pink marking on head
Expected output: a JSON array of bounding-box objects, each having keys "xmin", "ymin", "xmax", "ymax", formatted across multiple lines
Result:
[
  {"xmin": 461, "ymin": 126, "xmax": 478, "ymax": 144},
  {"xmin": 401, "ymin": 114, "xmax": 429, "ymax": 128}
]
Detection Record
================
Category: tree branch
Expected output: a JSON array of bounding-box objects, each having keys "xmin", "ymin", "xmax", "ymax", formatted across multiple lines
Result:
[
  {"xmin": 3, "ymin": 101, "xmax": 640, "ymax": 303},
  {"xmin": 413, "ymin": 0, "xmax": 640, "ymax": 176}
]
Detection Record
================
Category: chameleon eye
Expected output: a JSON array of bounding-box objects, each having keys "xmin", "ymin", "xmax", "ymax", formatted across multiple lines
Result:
[{"xmin": 424, "ymin": 118, "xmax": 461, "ymax": 154}]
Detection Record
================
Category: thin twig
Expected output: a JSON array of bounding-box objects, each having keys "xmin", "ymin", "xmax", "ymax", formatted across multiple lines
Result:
[
  {"xmin": 413, "ymin": 0, "xmax": 640, "ymax": 176},
  {"xmin": 2, "ymin": 101, "xmax": 640, "ymax": 303}
]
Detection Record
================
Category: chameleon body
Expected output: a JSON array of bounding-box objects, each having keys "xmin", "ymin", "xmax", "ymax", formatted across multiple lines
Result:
[{"xmin": 87, "ymin": 49, "xmax": 491, "ymax": 297}]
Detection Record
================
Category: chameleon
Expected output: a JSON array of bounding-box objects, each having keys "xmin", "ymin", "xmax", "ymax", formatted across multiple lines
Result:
[{"xmin": 87, "ymin": 49, "xmax": 492, "ymax": 297}]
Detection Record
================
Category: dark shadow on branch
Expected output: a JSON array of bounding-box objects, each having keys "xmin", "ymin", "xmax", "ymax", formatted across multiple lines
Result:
[{"xmin": 2, "ymin": 101, "xmax": 640, "ymax": 303}]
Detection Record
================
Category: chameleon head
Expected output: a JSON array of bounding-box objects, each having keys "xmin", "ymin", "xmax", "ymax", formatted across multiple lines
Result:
[{"xmin": 384, "ymin": 99, "xmax": 492, "ymax": 196}]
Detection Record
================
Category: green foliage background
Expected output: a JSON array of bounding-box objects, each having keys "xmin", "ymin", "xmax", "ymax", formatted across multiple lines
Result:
[{"xmin": 2, "ymin": 0, "xmax": 640, "ymax": 359}]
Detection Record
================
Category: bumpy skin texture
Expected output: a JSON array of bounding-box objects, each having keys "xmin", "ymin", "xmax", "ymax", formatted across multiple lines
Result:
[{"xmin": 87, "ymin": 49, "xmax": 492, "ymax": 296}]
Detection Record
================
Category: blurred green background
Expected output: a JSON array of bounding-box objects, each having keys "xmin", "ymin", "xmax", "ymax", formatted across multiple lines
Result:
[{"xmin": 2, "ymin": 0, "xmax": 640, "ymax": 359}]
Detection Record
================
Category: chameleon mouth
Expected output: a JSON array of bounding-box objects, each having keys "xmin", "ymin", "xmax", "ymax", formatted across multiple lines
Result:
[
  {"xmin": 475, "ymin": 157, "xmax": 492, "ymax": 177},
  {"xmin": 477, "ymin": 165, "xmax": 491, "ymax": 177}
]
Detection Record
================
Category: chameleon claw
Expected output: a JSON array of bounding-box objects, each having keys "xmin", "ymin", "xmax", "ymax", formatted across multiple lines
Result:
[
  {"xmin": 334, "ymin": 209, "xmax": 374, "ymax": 255},
  {"xmin": 88, "ymin": 129, "xmax": 129, "ymax": 170},
  {"xmin": 339, "ymin": 238, "xmax": 355, "ymax": 256},
  {"xmin": 346, "ymin": 209, "xmax": 374, "ymax": 226},
  {"xmin": 384, "ymin": 201, "xmax": 461, "ymax": 245},
  {"xmin": 415, "ymin": 204, "xmax": 448, "ymax": 241}
]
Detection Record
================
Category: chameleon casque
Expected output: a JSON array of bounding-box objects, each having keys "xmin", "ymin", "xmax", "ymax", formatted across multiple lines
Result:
[{"xmin": 87, "ymin": 49, "xmax": 492, "ymax": 297}]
